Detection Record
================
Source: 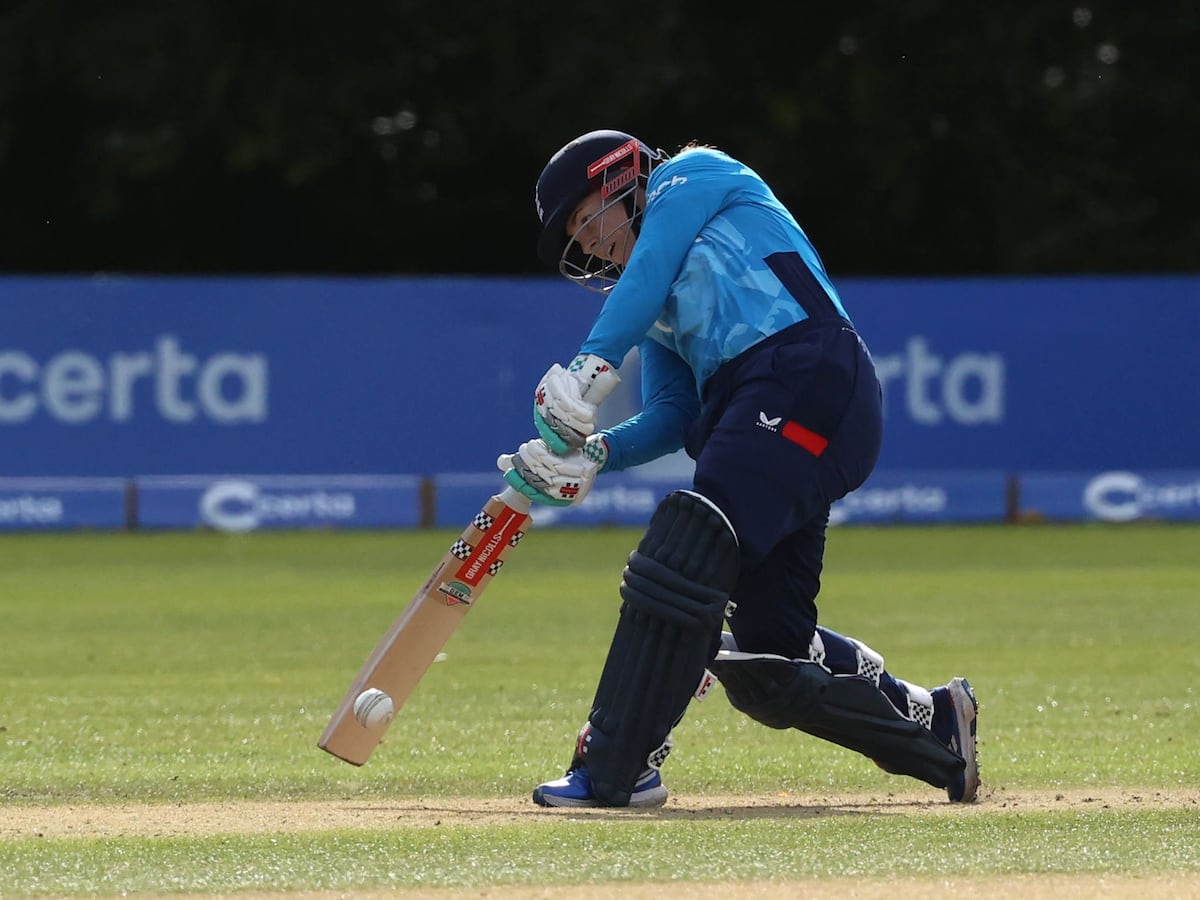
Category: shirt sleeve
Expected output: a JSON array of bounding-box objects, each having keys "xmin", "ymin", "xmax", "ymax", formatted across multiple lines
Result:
[
  {"xmin": 580, "ymin": 151, "xmax": 740, "ymax": 367},
  {"xmin": 598, "ymin": 338, "xmax": 700, "ymax": 472}
]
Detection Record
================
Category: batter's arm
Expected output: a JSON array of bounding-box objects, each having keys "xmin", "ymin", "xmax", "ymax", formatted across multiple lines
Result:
[{"xmin": 597, "ymin": 340, "xmax": 700, "ymax": 472}]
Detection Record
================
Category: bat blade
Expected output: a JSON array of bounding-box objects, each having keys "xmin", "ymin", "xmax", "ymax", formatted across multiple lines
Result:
[{"xmin": 318, "ymin": 485, "xmax": 532, "ymax": 765}]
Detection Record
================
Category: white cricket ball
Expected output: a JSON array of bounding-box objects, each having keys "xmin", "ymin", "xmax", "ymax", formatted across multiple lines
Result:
[{"xmin": 353, "ymin": 688, "xmax": 395, "ymax": 730}]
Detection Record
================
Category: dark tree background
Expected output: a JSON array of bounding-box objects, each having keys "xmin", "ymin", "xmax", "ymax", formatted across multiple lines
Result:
[{"xmin": 1, "ymin": 1, "xmax": 1196, "ymax": 277}]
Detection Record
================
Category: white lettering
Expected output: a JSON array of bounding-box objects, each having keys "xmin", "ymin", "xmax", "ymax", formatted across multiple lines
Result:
[
  {"xmin": 905, "ymin": 337, "xmax": 943, "ymax": 424},
  {"xmin": 944, "ymin": 353, "xmax": 1005, "ymax": 424},
  {"xmin": 201, "ymin": 480, "xmax": 357, "ymax": 532},
  {"xmin": 580, "ymin": 485, "xmax": 658, "ymax": 514},
  {"xmin": 1084, "ymin": 471, "xmax": 1200, "ymax": 522},
  {"xmin": 0, "ymin": 494, "xmax": 64, "ymax": 524},
  {"xmin": 42, "ymin": 351, "xmax": 105, "ymax": 424},
  {"xmin": 646, "ymin": 174, "xmax": 688, "ymax": 204},
  {"xmin": 830, "ymin": 484, "xmax": 948, "ymax": 525},
  {"xmin": 156, "ymin": 336, "xmax": 197, "ymax": 423},
  {"xmin": 109, "ymin": 351, "xmax": 154, "ymax": 421},
  {"xmin": 874, "ymin": 336, "xmax": 1005, "ymax": 427},
  {"xmin": 0, "ymin": 351, "xmax": 39, "ymax": 422},
  {"xmin": 531, "ymin": 485, "xmax": 658, "ymax": 527},
  {"xmin": 201, "ymin": 481, "xmax": 259, "ymax": 532},
  {"xmin": 198, "ymin": 353, "xmax": 268, "ymax": 423},
  {"xmin": 0, "ymin": 336, "xmax": 269, "ymax": 425},
  {"xmin": 465, "ymin": 531, "xmax": 505, "ymax": 581}
]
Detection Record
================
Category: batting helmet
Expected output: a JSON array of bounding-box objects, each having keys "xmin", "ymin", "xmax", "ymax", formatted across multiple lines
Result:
[{"xmin": 533, "ymin": 130, "xmax": 664, "ymax": 271}]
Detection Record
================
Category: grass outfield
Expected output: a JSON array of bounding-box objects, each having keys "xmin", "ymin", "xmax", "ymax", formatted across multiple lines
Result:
[{"xmin": 1, "ymin": 523, "xmax": 1198, "ymax": 896}]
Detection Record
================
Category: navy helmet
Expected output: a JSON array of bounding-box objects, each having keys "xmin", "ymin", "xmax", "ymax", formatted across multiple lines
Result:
[{"xmin": 534, "ymin": 130, "xmax": 664, "ymax": 274}]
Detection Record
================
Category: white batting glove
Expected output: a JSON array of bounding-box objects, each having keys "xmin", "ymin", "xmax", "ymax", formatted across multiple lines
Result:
[
  {"xmin": 497, "ymin": 435, "xmax": 608, "ymax": 507},
  {"xmin": 533, "ymin": 353, "xmax": 621, "ymax": 454}
]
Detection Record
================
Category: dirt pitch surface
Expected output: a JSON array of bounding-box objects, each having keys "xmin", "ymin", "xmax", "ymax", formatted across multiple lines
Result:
[{"xmin": 5, "ymin": 788, "xmax": 1198, "ymax": 899}]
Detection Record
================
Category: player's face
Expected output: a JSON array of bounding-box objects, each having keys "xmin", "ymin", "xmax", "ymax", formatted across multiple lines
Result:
[{"xmin": 566, "ymin": 189, "xmax": 636, "ymax": 266}]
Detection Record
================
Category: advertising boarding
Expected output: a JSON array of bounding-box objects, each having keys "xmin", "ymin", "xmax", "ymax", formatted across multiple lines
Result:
[{"xmin": 2, "ymin": 275, "xmax": 1197, "ymax": 483}]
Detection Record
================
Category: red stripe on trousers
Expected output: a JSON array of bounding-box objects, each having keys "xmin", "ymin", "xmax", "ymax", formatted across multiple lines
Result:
[{"xmin": 782, "ymin": 421, "xmax": 829, "ymax": 456}]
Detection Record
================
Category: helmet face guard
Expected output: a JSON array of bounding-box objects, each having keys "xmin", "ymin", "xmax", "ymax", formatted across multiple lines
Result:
[
  {"xmin": 560, "ymin": 138, "xmax": 647, "ymax": 293},
  {"xmin": 534, "ymin": 131, "xmax": 662, "ymax": 294}
]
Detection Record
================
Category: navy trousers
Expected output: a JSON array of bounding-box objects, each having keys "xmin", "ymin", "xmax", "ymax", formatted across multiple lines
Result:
[{"xmin": 686, "ymin": 317, "xmax": 883, "ymax": 658}]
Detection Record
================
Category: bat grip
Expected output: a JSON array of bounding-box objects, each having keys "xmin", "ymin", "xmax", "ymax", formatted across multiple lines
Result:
[{"xmin": 499, "ymin": 484, "xmax": 534, "ymax": 514}]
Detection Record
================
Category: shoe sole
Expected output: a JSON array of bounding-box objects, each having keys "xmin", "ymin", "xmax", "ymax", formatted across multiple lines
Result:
[
  {"xmin": 532, "ymin": 788, "xmax": 596, "ymax": 808},
  {"xmin": 630, "ymin": 784, "xmax": 669, "ymax": 807},
  {"xmin": 946, "ymin": 677, "xmax": 979, "ymax": 802}
]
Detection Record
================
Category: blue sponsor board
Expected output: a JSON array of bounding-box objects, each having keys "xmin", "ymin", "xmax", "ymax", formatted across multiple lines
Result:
[
  {"xmin": 843, "ymin": 275, "xmax": 1200, "ymax": 471},
  {"xmin": 1019, "ymin": 470, "xmax": 1200, "ymax": 522},
  {"xmin": 2, "ymin": 275, "xmax": 1197, "ymax": 480},
  {"xmin": 830, "ymin": 470, "xmax": 1009, "ymax": 525},
  {"xmin": 0, "ymin": 478, "xmax": 128, "ymax": 531},
  {"xmin": 0, "ymin": 275, "xmax": 594, "ymax": 478},
  {"xmin": 436, "ymin": 469, "xmax": 1007, "ymax": 528},
  {"xmin": 432, "ymin": 473, "xmax": 510, "ymax": 528},
  {"xmin": 530, "ymin": 475, "xmax": 687, "ymax": 528},
  {"xmin": 433, "ymin": 472, "xmax": 687, "ymax": 529},
  {"xmin": 135, "ymin": 475, "xmax": 421, "ymax": 531}
]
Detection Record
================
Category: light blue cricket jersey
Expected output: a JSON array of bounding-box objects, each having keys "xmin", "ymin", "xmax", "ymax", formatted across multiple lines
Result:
[{"xmin": 579, "ymin": 146, "xmax": 849, "ymax": 471}]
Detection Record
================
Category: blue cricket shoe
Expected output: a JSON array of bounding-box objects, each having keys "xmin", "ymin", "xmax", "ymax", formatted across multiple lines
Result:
[
  {"xmin": 940, "ymin": 677, "xmax": 980, "ymax": 802},
  {"xmin": 532, "ymin": 766, "xmax": 668, "ymax": 808}
]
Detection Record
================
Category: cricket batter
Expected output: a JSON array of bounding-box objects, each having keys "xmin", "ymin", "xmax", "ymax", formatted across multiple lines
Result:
[{"xmin": 498, "ymin": 130, "xmax": 979, "ymax": 808}]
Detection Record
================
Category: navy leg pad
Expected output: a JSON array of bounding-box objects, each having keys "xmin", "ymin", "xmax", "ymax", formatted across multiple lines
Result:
[
  {"xmin": 709, "ymin": 650, "xmax": 965, "ymax": 790},
  {"xmin": 583, "ymin": 491, "xmax": 739, "ymax": 805}
]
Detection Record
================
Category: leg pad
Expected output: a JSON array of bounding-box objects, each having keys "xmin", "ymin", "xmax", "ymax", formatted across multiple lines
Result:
[
  {"xmin": 583, "ymin": 491, "xmax": 739, "ymax": 805},
  {"xmin": 709, "ymin": 650, "xmax": 965, "ymax": 789}
]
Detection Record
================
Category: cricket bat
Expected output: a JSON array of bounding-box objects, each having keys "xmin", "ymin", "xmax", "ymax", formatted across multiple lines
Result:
[{"xmin": 318, "ymin": 484, "xmax": 533, "ymax": 765}]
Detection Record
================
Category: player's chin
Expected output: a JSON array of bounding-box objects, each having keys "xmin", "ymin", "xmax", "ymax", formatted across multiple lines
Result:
[{"xmin": 616, "ymin": 236, "xmax": 637, "ymax": 266}]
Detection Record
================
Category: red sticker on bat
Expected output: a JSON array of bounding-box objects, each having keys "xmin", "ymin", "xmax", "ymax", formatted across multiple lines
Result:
[{"xmin": 454, "ymin": 504, "xmax": 528, "ymax": 586}]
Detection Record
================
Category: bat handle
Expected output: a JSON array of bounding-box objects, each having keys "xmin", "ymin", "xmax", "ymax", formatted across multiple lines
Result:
[{"xmin": 498, "ymin": 484, "xmax": 534, "ymax": 514}]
